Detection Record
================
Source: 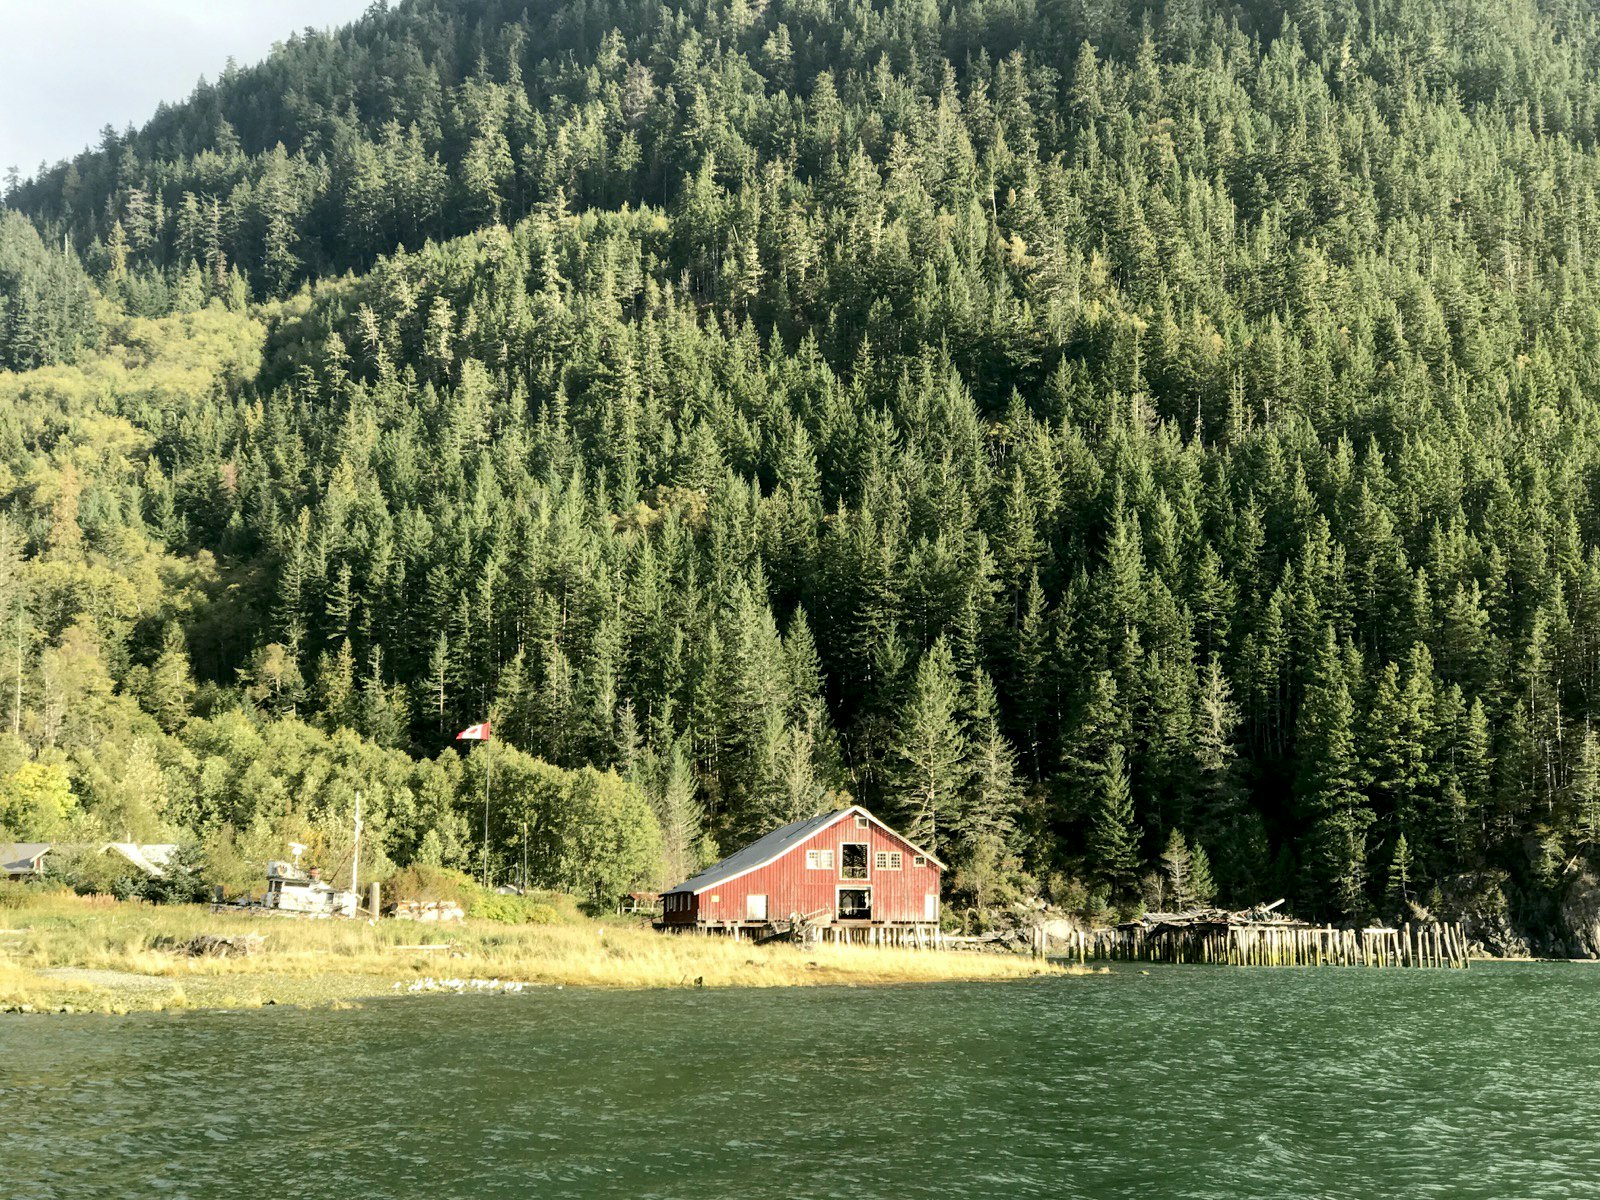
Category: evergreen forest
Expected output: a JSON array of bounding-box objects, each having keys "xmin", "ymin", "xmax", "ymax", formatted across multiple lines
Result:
[{"xmin": 5, "ymin": 0, "xmax": 1600, "ymax": 930}]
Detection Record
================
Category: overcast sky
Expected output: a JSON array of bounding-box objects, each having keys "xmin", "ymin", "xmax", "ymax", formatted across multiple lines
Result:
[{"xmin": 0, "ymin": 0, "xmax": 375, "ymax": 177}]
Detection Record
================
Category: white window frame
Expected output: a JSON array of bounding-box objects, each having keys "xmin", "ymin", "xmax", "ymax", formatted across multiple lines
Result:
[
  {"xmin": 806, "ymin": 848, "xmax": 834, "ymax": 870},
  {"xmin": 874, "ymin": 851, "xmax": 902, "ymax": 871},
  {"xmin": 913, "ymin": 855, "xmax": 927, "ymax": 867},
  {"xmin": 840, "ymin": 842, "xmax": 869, "ymax": 880}
]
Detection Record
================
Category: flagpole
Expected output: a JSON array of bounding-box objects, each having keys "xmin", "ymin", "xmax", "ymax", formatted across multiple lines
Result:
[
  {"xmin": 457, "ymin": 719, "xmax": 494, "ymax": 888},
  {"xmin": 351, "ymin": 791, "xmax": 362, "ymax": 902},
  {"xmin": 482, "ymin": 737, "xmax": 492, "ymax": 889}
]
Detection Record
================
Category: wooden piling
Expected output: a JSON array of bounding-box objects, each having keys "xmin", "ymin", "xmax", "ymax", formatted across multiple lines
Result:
[{"xmin": 1089, "ymin": 910, "xmax": 1472, "ymax": 968}]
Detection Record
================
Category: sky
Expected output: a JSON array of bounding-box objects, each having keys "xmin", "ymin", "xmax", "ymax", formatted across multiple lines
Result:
[{"xmin": 0, "ymin": 0, "xmax": 375, "ymax": 178}]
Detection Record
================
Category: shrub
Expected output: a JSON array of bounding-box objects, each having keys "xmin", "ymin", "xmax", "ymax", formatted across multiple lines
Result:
[
  {"xmin": 128, "ymin": 842, "xmax": 211, "ymax": 904},
  {"xmin": 467, "ymin": 890, "xmax": 559, "ymax": 925},
  {"xmin": 385, "ymin": 862, "xmax": 475, "ymax": 907}
]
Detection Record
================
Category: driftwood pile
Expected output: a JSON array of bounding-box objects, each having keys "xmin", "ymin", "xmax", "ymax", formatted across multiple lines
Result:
[
  {"xmin": 754, "ymin": 908, "xmax": 832, "ymax": 945},
  {"xmin": 179, "ymin": 933, "xmax": 264, "ymax": 958},
  {"xmin": 1121, "ymin": 899, "xmax": 1301, "ymax": 934},
  {"xmin": 388, "ymin": 899, "xmax": 466, "ymax": 923}
]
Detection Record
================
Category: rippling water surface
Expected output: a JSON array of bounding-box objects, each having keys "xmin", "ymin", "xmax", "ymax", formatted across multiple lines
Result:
[{"xmin": 4, "ymin": 963, "xmax": 1598, "ymax": 1198}]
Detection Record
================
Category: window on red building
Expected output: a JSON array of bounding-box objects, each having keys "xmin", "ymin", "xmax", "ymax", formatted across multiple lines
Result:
[{"xmin": 841, "ymin": 843, "xmax": 868, "ymax": 879}]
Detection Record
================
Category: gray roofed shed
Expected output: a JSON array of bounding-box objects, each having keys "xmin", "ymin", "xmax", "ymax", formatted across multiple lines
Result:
[{"xmin": 0, "ymin": 843, "xmax": 53, "ymax": 878}]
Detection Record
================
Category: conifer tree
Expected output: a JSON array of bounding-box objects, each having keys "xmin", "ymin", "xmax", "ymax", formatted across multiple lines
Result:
[
  {"xmin": 1386, "ymin": 832, "xmax": 1413, "ymax": 914},
  {"xmin": 1296, "ymin": 644, "xmax": 1372, "ymax": 918},
  {"xmin": 1090, "ymin": 743, "xmax": 1141, "ymax": 897},
  {"xmin": 960, "ymin": 672, "xmax": 1022, "ymax": 849},
  {"xmin": 652, "ymin": 741, "xmax": 705, "ymax": 887},
  {"xmin": 319, "ymin": 638, "xmax": 359, "ymax": 732},
  {"xmin": 0, "ymin": 516, "xmax": 31, "ymax": 738},
  {"xmin": 1160, "ymin": 827, "xmax": 1194, "ymax": 910},
  {"xmin": 143, "ymin": 623, "xmax": 194, "ymax": 734},
  {"xmin": 1574, "ymin": 727, "xmax": 1600, "ymax": 852},
  {"xmin": 1189, "ymin": 842, "xmax": 1217, "ymax": 907},
  {"xmin": 890, "ymin": 637, "xmax": 968, "ymax": 851}
]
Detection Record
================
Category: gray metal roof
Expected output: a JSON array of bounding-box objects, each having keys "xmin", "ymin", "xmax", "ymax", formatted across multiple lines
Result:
[
  {"xmin": 102, "ymin": 843, "xmax": 179, "ymax": 876},
  {"xmin": 667, "ymin": 809, "xmax": 849, "ymax": 894},
  {"xmin": 0, "ymin": 843, "xmax": 52, "ymax": 875}
]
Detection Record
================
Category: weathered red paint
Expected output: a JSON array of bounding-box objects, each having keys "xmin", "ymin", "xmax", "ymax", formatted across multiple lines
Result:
[{"xmin": 662, "ymin": 808, "xmax": 941, "ymax": 927}]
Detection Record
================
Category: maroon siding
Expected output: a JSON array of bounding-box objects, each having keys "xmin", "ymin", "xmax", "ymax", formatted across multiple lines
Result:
[
  {"xmin": 689, "ymin": 813, "xmax": 940, "ymax": 925},
  {"xmin": 662, "ymin": 891, "xmax": 699, "ymax": 925}
]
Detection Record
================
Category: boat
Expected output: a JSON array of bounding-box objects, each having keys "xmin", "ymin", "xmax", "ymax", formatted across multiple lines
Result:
[
  {"xmin": 217, "ymin": 795, "xmax": 368, "ymax": 919},
  {"xmin": 260, "ymin": 850, "xmax": 360, "ymax": 918}
]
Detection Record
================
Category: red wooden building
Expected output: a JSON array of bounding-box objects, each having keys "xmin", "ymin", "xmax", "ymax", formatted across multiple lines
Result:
[{"xmin": 660, "ymin": 805, "xmax": 943, "ymax": 937}]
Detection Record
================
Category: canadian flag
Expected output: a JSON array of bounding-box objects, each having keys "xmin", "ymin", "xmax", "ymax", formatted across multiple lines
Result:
[{"xmin": 456, "ymin": 721, "xmax": 492, "ymax": 742}]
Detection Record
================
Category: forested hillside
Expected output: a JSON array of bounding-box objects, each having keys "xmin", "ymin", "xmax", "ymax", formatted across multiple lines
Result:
[{"xmin": 7, "ymin": 0, "xmax": 1600, "ymax": 932}]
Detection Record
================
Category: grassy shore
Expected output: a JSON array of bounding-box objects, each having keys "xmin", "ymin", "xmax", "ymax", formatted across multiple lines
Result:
[{"xmin": 0, "ymin": 891, "xmax": 1069, "ymax": 1013}]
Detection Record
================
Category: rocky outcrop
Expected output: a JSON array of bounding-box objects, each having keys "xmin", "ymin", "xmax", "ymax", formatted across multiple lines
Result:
[{"xmin": 1560, "ymin": 872, "xmax": 1600, "ymax": 959}]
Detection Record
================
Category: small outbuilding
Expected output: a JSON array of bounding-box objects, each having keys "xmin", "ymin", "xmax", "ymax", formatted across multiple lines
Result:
[
  {"xmin": 0, "ymin": 843, "xmax": 52, "ymax": 880},
  {"xmin": 0, "ymin": 842, "xmax": 178, "ymax": 881},
  {"xmin": 660, "ymin": 805, "xmax": 943, "ymax": 940}
]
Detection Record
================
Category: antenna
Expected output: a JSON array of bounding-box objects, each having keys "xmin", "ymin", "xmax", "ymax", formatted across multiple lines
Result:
[
  {"xmin": 351, "ymin": 792, "xmax": 363, "ymax": 902},
  {"xmin": 288, "ymin": 842, "xmax": 306, "ymax": 867}
]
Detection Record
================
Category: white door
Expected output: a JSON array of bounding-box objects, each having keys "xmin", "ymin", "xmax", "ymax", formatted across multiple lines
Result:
[
  {"xmin": 747, "ymin": 893, "xmax": 768, "ymax": 920},
  {"xmin": 924, "ymin": 893, "xmax": 938, "ymax": 922}
]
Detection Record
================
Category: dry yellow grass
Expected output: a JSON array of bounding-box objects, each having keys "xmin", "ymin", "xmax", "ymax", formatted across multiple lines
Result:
[{"xmin": 0, "ymin": 892, "xmax": 1068, "ymax": 1013}]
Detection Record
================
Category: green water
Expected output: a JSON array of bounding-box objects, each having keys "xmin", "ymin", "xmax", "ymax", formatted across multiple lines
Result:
[{"xmin": 2, "ymin": 963, "xmax": 1596, "ymax": 1198}]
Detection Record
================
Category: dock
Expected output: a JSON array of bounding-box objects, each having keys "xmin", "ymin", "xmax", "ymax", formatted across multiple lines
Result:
[{"xmin": 1044, "ymin": 903, "xmax": 1470, "ymax": 968}]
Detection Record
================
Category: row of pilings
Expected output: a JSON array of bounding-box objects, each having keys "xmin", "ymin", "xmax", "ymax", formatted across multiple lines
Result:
[{"xmin": 1040, "ymin": 921, "xmax": 1470, "ymax": 968}]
